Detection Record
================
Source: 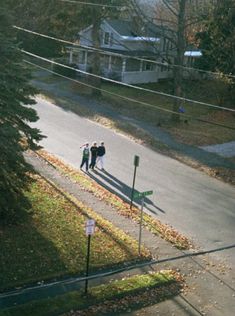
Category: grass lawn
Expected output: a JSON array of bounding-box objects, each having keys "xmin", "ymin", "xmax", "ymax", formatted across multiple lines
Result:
[
  {"xmin": 0, "ymin": 175, "xmax": 150, "ymax": 292},
  {"xmin": 100, "ymin": 80, "xmax": 235, "ymax": 146},
  {"xmin": 0, "ymin": 270, "xmax": 183, "ymax": 316}
]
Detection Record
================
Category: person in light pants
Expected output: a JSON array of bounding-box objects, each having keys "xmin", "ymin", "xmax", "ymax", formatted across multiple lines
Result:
[{"xmin": 96, "ymin": 141, "xmax": 106, "ymax": 170}]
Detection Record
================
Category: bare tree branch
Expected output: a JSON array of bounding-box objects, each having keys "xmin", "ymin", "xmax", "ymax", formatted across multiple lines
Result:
[{"xmin": 162, "ymin": 0, "xmax": 178, "ymax": 17}]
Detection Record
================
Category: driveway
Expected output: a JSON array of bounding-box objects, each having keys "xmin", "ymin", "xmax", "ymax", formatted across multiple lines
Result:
[{"xmin": 201, "ymin": 141, "xmax": 235, "ymax": 158}]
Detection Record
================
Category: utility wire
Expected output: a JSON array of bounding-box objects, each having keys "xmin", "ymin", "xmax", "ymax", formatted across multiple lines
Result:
[
  {"xmin": 14, "ymin": 25, "xmax": 235, "ymax": 80},
  {"xmin": 24, "ymin": 59, "xmax": 183, "ymax": 116},
  {"xmin": 22, "ymin": 49, "xmax": 235, "ymax": 114},
  {"xmin": 1, "ymin": 243, "xmax": 234, "ymax": 298},
  {"xmin": 59, "ymin": 0, "xmax": 123, "ymax": 8},
  {"xmin": 23, "ymin": 58, "xmax": 235, "ymax": 131},
  {"xmin": 58, "ymin": 0, "xmax": 235, "ymax": 80}
]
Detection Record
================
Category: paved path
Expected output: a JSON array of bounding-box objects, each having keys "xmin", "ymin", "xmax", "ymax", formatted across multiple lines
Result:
[
  {"xmin": 201, "ymin": 141, "xmax": 235, "ymax": 158},
  {"xmin": 30, "ymin": 97, "xmax": 235, "ymax": 271}
]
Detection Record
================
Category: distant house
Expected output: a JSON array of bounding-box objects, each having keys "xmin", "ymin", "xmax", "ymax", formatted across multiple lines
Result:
[{"xmin": 67, "ymin": 19, "xmax": 201, "ymax": 84}]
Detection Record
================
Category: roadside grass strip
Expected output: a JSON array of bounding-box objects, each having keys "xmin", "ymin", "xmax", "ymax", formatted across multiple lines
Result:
[
  {"xmin": 38, "ymin": 150, "xmax": 192, "ymax": 250},
  {"xmin": 0, "ymin": 270, "xmax": 184, "ymax": 316},
  {"xmin": 0, "ymin": 174, "xmax": 150, "ymax": 292}
]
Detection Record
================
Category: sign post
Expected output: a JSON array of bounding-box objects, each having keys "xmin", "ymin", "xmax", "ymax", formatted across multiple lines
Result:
[
  {"xmin": 138, "ymin": 197, "xmax": 144, "ymax": 255},
  {"xmin": 133, "ymin": 190, "xmax": 153, "ymax": 255},
  {"xmin": 84, "ymin": 219, "xmax": 95, "ymax": 295},
  {"xmin": 130, "ymin": 155, "xmax": 140, "ymax": 210}
]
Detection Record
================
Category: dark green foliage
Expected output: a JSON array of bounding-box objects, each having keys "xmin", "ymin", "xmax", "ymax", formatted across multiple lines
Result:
[
  {"xmin": 5, "ymin": 0, "xmax": 84, "ymax": 57},
  {"xmin": 0, "ymin": 6, "xmax": 43, "ymax": 224},
  {"xmin": 195, "ymin": 1, "xmax": 235, "ymax": 103},
  {"xmin": 17, "ymin": 31, "xmax": 62, "ymax": 58},
  {"xmin": 196, "ymin": 1, "xmax": 235, "ymax": 75}
]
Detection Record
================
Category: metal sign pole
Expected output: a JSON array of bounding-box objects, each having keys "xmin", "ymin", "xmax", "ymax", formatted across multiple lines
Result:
[
  {"xmin": 84, "ymin": 234, "xmax": 91, "ymax": 295},
  {"xmin": 138, "ymin": 197, "xmax": 145, "ymax": 256},
  {"xmin": 130, "ymin": 165, "xmax": 137, "ymax": 210},
  {"xmin": 84, "ymin": 219, "xmax": 95, "ymax": 295},
  {"xmin": 130, "ymin": 155, "xmax": 139, "ymax": 210}
]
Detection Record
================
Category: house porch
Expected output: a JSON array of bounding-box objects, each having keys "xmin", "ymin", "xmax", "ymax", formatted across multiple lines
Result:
[{"xmin": 68, "ymin": 48, "xmax": 171, "ymax": 84}]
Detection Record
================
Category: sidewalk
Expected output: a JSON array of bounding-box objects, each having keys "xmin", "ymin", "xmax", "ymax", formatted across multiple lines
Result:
[
  {"xmin": 201, "ymin": 141, "xmax": 235, "ymax": 158},
  {"xmin": 6, "ymin": 151, "xmax": 232, "ymax": 316}
]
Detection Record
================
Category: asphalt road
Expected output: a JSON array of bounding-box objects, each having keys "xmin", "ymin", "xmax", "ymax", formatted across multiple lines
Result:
[{"xmin": 31, "ymin": 97, "xmax": 235, "ymax": 268}]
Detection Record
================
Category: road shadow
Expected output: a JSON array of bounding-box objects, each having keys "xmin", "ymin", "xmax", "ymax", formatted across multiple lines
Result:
[{"xmin": 88, "ymin": 168, "xmax": 165, "ymax": 214}]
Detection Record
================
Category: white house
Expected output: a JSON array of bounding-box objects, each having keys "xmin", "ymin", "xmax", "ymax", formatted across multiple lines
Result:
[
  {"xmin": 68, "ymin": 19, "xmax": 174, "ymax": 84},
  {"xmin": 68, "ymin": 19, "xmax": 201, "ymax": 84}
]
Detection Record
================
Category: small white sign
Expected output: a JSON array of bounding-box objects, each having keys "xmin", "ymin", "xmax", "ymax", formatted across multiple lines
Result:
[{"xmin": 85, "ymin": 219, "xmax": 95, "ymax": 236}]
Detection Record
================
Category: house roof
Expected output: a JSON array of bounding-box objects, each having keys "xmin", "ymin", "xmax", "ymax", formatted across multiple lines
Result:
[
  {"xmin": 69, "ymin": 45, "xmax": 158, "ymax": 58},
  {"xmin": 78, "ymin": 18, "xmax": 174, "ymax": 42},
  {"xmin": 103, "ymin": 47, "xmax": 158, "ymax": 57},
  {"xmin": 107, "ymin": 19, "xmax": 167, "ymax": 37},
  {"xmin": 184, "ymin": 51, "xmax": 202, "ymax": 57},
  {"xmin": 107, "ymin": 20, "xmax": 136, "ymax": 37}
]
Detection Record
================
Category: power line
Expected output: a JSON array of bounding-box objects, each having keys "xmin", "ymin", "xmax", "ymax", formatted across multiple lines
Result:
[
  {"xmin": 23, "ymin": 58, "xmax": 235, "ymax": 131},
  {"xmin": 13, "ymin": 25, "xmax": 169, "ymax": 66},
  {"xmin": 60, "ymin": 0, "xmax": 235, "ymax": 80},
  {"xmin": 1, "ymin": 242, "xmax": 234, "ymax": 298},
  {"xmin": 24, "ymin": 59, "xmax": 184, "ymax": 116},
  {"xmin": 21, "ymin": 49, "xmax": 235, "ymax": 114},
  {"xmin": 14, "ymin": 25, "xmax": 235, "ymax": 81},
  {"xmin": 59, "ymin": 0, "xmax": 123, "ymax": 8},
  {"xmin": 14, "ymin": 25, "xmax": 164, "ymax": 71}
]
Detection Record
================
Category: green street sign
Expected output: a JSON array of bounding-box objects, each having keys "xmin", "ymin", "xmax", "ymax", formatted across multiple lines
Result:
[
  {"xmin": 134, "ymin": 155, "xmax": 140, "ymax": 167},
  {"xmin": 133, "ymin": 190, "xmax": 153, "ymax": 199}
]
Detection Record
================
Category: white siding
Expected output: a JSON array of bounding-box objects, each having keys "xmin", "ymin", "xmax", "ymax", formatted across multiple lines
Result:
[{"xmin": 122, "ymin": 71, "xmax": 159, "ymax": 84}]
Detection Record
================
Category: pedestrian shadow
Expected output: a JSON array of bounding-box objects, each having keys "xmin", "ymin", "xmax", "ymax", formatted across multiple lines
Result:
[{"xmin": 88, "ymin": 169, "xmax": 165, "ymax": 214}]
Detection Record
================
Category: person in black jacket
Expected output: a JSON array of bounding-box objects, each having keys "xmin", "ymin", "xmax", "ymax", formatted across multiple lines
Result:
[
  {"xmin": 89, "ymin": 142, "xmax": 98, "ymax": 170},
  {"xmin": 96, "ymin": 141, "xmax": 106, "ymax": 170}
]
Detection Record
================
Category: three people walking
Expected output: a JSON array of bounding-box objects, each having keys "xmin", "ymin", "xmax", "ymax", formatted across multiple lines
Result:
[{"xmin": 80, "ymin": 141, "xmax": 106, "ymax": 172}]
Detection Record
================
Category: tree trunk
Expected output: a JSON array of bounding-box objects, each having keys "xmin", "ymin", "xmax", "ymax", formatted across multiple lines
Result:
[
  {"xmin": 172, "ymin": 0, "xmax": 186, "ymax": 122},
  {"xmin": 91, "ymin": 9, "xmax": 102, "ymax": 97}
]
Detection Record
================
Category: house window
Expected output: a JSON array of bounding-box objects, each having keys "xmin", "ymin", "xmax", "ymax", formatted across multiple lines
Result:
[
  {"xmin": 103, "ymin": 32, "xmax": 113, "ymax": 46},
  {"xmin": 143, "ymin": 61, "xmax": 154, "ymax": 71},
  {"xmin": 112, "ymin": 56, "xmax": 122, "ymax": 71},
  {"xmin": 110, "ymin": 33, "xmax": 113, "ymax": 46},
  {"xmin": 126, "ymin": 59, "xmax": 141, "ymax": 72}
]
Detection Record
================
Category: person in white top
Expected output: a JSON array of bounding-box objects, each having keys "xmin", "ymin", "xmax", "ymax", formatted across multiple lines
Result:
[{"xmin": 96, "ymin": 141, "xmax": 106, "ymax": 170}]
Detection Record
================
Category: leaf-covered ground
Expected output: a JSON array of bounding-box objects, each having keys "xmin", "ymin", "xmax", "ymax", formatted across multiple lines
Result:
[
  {"xmin": 0, "ymin": 175, "xmax": 150, "ymax": 291},
  {"xmin": 38, "ymin": 150, "xmax": 192, "ymax": 250}
]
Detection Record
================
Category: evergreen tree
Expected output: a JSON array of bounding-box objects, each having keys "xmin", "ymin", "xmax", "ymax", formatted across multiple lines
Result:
[
  {"xmin": 196, "ymin": 0, "xmax": 235, "ymax": 75},
  {"xmin": 0, "ymin": 6, "xmax": 43, "ymax": 224},
  {"xmin": 195, "ymin": 1, "xmax": 235, "ymax": 104}
]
